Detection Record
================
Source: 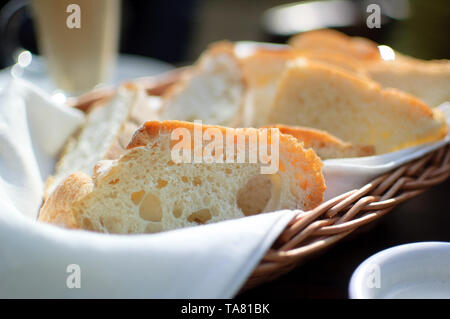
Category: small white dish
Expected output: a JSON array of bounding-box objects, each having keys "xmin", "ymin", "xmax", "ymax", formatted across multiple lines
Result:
[{"xmin": 349, "ymin": 242, "xmax": 450, "ymax": 299}]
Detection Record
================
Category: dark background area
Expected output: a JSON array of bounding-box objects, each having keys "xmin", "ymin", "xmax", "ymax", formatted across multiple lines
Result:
[
  {"xmin": 0, "ymin": 0, "xmax": 449, "ymax": 69},
  {"xmin": 0, "ymin": 0, "xmax": 449, "ymax": 299}
]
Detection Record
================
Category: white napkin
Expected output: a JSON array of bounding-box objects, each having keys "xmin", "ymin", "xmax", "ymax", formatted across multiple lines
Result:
[
  {"xmin": 0, "ymin": 199, "xmax": 295, "ymax": 298},
  {"xmin": 0, "ymin": 79, "xmax": 297, "ymax": 298},
  {"xmin": 0, "ymin": 79, "xmax": 84, "ymax": 218}
]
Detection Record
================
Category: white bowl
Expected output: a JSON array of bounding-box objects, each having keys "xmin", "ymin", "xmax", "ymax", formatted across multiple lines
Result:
[{"xmin": 349, "ymin": 242, "xmax": 450, "ymax": 299}]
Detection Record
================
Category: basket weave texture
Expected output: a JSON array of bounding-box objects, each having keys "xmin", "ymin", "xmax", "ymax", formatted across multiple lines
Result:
[{"xmin": 73, "ymin": 71, "xmax": 450, "ymax": 291}]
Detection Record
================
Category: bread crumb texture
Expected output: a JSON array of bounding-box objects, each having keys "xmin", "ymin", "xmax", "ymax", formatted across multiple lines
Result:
[
  {"xmin": 39, "ymin": 121, "xmax": 325, "ymax": 234},
  {"xmin": 268, "ymin": 61, "xmax": 447, "ymax": 154}
]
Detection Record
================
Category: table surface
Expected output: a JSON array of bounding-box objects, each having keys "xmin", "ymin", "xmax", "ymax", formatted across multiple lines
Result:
[{"xmin": 237, "ymin": 178, "xmax": 450, "ymax": 299}]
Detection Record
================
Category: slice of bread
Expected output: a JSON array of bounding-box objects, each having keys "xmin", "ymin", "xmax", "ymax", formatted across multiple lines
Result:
[
  {"xmin": 239, "ymin": 48, "xmax": 301, "ymax": 127},
  {"xmin": 238, "ymin": 47, "xmax": 367, "ymax": 127},
  {"xmin": 267, "ymin": 60, "xmax": 448, "ymax": 154},
  {"xmin": 38, "ymin": 121, "xmax": 326, "ymax": 234},
  {"xmin": 365, "ymin": 59, "xmax": 450, "ymax": 107},
  {"xmin": 106, "ymin": 94, "xmax": 163, "ymax": 159},
  {"xmin": 264, "ymin": 125, "xmax": 375, "ymax": 159},
  {"xmin": 44, "ymin": 83, "xmax": 143, "ymax": 199},
  {"xmin": 293, "ymin": 50, "xmax": 366, "ymax": 76},
  {"xmin": 288, "ymin": 29, "xmax": 381, "ymax": 61},
  {"xmin": 289, "ymin": 29, "xmax": 450, "ymax": 107},
  {"xmin": 159, "ymin": 42, "xmax": 246, "ymax": 127}
]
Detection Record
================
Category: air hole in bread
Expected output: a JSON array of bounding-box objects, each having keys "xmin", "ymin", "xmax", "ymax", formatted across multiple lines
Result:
[
  {"xmin": 181, "ymin": 176, "xmax": 189, "ymax": 183},
  {"xmin": 237, "ymin": 175, "xmax": 272, "ymax": 216},
  {"xmin": 109, "ymin": 178, "xmax": 120, "ymax": 185},
  {"xmin": 145, "ymin": 222, "xmax": 163, "ymax": 233},
  {"xmin": 225, "ymin": 168, "xmax": 232, "ymax": 175},
  {"xmin": 157, "ymin": 179, "xmax": 168, "ymax": 188},
  {"xmin": 173, "ymin": 202, "xmax": 183, "ymax": 218},
  {"xmin": 82, "ymin": 217, "xmax": 94, "ymax": 230},
  {"xmin": 139, "ymin": 193, "xmax": 163, "ymax": 222},
  {"xmin": 193, "ymin": 176, "xmax": 202, "ymax": 186},
  {"xmin": 99, "ymin": 216, "xmax": 119, "ymax": 232},
  {"xmin": 187, "ymin": 209, "xmax": 212, "ymax": 224},
  {"xmin": 131, "ymin": 190, "xmax": 146, "ymax": 205}
]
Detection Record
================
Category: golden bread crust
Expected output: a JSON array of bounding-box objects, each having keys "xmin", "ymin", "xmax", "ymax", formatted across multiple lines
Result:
[
  {"xmin": 288, "ymin": 29, "xmax": 381, "ymax": 61},
  {"xmin": 264, "ymin": 124, "xmax": 375, "ymax": 159},
  {"xmin": 39, "ymin": 172, "xmax": 93, "ymax": 229},
  {"xmin": 40, "ymin": 121, "xmax": 326, "ymax": 232}
]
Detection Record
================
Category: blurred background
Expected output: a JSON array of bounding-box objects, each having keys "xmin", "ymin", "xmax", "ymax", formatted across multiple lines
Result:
[{"xmin": 0, "ymin": 0, "xmax": 449, "ymax": 70}]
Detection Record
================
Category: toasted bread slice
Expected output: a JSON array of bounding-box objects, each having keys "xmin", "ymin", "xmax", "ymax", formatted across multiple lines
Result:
[
  {"xmin": 264, "ymin": 125, "xmax": 375, "ymax": 159},
  {"xmin": 39, "ymin": 121, "xmax": 325, "ymax": 234},
  {"xmin": 159, "ymin": 42, "xmax": 246, "ymax": 127},
  {"xmin": 44, "ymin": 84, "xmax": 144, "ymax": 199},
  {"xmin": 267, "ymin": 60, "xmax": 448, "ymax": 154}
]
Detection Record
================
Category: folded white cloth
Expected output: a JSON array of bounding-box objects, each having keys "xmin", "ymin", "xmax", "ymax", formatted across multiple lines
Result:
[
  {"xmin": 0, "ymin": 79, "xmax": 448, "ymax": 298},
  {"xmin": 0, "ymin": 198, "xmax": 296, "ymax": 298},
  {"xmin": 0, "ymin": 79, "xmax": 84, "ymax": 218}
]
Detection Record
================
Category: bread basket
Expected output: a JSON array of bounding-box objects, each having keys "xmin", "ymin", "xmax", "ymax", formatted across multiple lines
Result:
[{"xmin": 70, "ymin": 69, "xmax": 450, "ymax": 291}]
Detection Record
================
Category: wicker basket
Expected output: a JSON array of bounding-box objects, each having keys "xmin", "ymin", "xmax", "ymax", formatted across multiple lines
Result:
[{"xmin": 71, "ymin": 70, "xmax": 450, "ymax": 291}]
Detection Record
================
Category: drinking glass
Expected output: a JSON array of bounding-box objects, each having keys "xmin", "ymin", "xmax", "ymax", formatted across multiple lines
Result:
[{"xmin": 30, "ymin": 0, "xmax": 121, "ymax": 94}]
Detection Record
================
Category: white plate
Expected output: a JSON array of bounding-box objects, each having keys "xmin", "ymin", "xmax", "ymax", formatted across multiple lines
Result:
[
  {"xmin": 0, "ymin": 53, "xmax": 173, "ymax": 94},
  {"xmin": 349, "ymin": 242, "xmax": 450, "ymax": 299}
]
